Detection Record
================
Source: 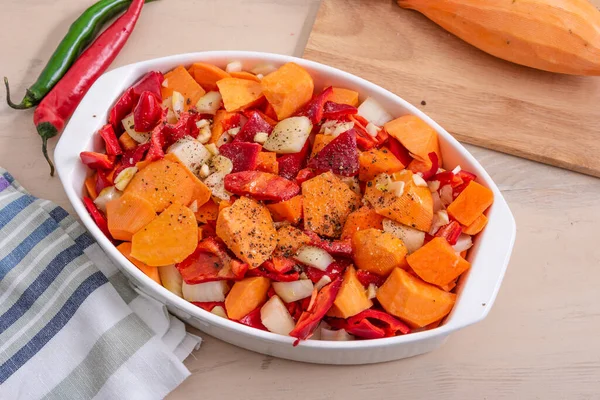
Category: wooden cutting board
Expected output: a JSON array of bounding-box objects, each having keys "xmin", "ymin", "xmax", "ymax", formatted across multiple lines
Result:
[{"xmin": 304, "ymin": 0, "xmax": 600, "ymax": 177}]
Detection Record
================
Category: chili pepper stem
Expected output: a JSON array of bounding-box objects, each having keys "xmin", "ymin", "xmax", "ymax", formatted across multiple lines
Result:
[
  {"xmin": 36, "ymin": 122, "xmax": 58, "ymax": 176},
  {"xmin": 4, "ymin": 77, "xmax": 35, "ymax": 110}
]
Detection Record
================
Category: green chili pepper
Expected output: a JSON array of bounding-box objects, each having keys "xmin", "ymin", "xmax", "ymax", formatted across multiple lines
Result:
[{"xmin": 4, "ymin": 0, "xmax": 133, "ymax": 110}]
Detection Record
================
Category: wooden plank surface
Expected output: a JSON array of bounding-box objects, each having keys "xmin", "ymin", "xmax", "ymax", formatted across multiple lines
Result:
[{"xmin": 304, "ymin": 0, "xmax": 600, "ymax": 177}]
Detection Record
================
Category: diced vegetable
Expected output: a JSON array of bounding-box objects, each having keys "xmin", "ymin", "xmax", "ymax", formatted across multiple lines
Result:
[
  {"xmin": 351, "ymin": 228, "xmax": 408, "ymax": 276},
  {"xmin": 233, "ymin": 110, "xmax": 273, "ymax": 143},
  {"xmin": 117, "ymin": 242, "xmax": 161, "ymax": 285},
  {"xmin": 307, "ymin": 129, "xmax": 359, "ymax": 177},
  {"xmin": 272, "ymin": 280, "xmax": 314, "ymax": 303},
  {"xmin": 357, "ymin": 97, "xmax": 393, "ymax": 126},
  {"xmin": 266, "ymin": 195, "xmax": 303, "ymax": 224},
  {"xmin": 453, "ymin": 234, "xmax": 473, "ymax": 253},
  {"xmin": 447, "ymin": 181, "xmax": 494, "ymax": 226},
  {"xmin": 295, "ymin": 246, "xmax": 334, "ymax": 271},
  {"xmin": 194, "ymin": 199, "xmax": 219, "ymax": 223},
  {"xmin": 121, "ymin": 114, "xmax": 150, "ymax": 143},
  {"xmin": 166, "ymin": 137, "xmax": 211, "ymax": 176},
  {"xmin": 462, "ymin": 213, "xmax": 488, "ymax": 235},
  {"xmin": 341, "ymin": 206, "xmax": 384, "ymax": 239},
  {"xmin": 263, "ymin": 116, "xmax": 312, "ymax": 154},
  {"xmin": 106, "ymin": 192, "xmax": 155, "ymax": 241},
  {"xmin": 256, "ymin": 152, "xmax": 279, "ymax": 174},
  {"xmin": 161, "ymin": 66, "xmax": 206, "ymax": 112},
  {"xmin": 224, "ymin": 171, "xmax": 300, "ymax": 202},
  {"xmin": 195, "ymin": 91, "xmax": 223, "ymax": 114},
  {"xmin": 260, "ymin": 295, "xmax": 296, "ymax": 335},
  {"xmin": 297, "ymin": 86, "xmax": 333, "ymax": 124},
  {"xmin": 158, "ymin": 264, "xmax": 183, "ymax": 297},
  {"xmin": 219, "ymin": 142, "xmax": 262, "ymax": 173},
  {"xmin": 275, "ymin": 225, "xmax": 310, "ymax": 257},
  {"xmin": 225, "ymin": 276, "xmax": 271, "ymax": 320},
  {"xmin": 188, "ymin": 62, "xmax": 230, "ymax": 91},
  {"xmin": 358, "ymin": 147, "xmax": 404, "ymax": 181},
  {"xmin": 382, "ymin": 219, "xmax": 425, "ymax": 254},
  {"xmin": 329, "ymin": 87, "xmax": 359, "ymax": 107},
  {"xmin": 114, "ymin": 166, "xmax": 137, "ymax": 191},
  {"xmin": 261, "ymin": 62, "xmax": 314, "ymax": 120},
  {"xmin": 327, "ymin": 266, "xmax": 372, "ymax": 319},
  {"xmin": 407, "ymin": 237, "xmax": 471, "ymax": 287},
  {"xmin": 182, "ymin": 280, "xmax": 230, "ymax": 302},
  {"xmin": 217, "ymin": 77, "xmax": 264, "ymax": 112},
  {"xmin": 384, "ymin": 115, "xmax": 441, "ymax": 166},
  {"xmin": 93, "ymin": 186, "xmax": 121, "ymax": 213}
]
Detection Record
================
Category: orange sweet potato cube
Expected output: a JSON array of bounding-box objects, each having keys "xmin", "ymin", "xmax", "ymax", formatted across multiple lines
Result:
[
  {"xmin": 225, "ymin": 276, "xmax": 271, "ymax": 320},
  {"xmin": 341, "ymin": 206, "xmax": 384, "ymax": 239},
  {"xmin": 447, "ymin": 181, "xmax": 493, "ymax": 226},
  {"xmin": 407, "ymin": 237, "xmax": 471, "ymax": 287},
  {"xmin": 327, "ymin": 266, "xmax": 373, "ymax": 318},
  {"xmin": 358, "ymin": 147, "xmax": 405, "ymax": 182},
  {"xmin": 462, "ymin": 213, "xmax": 488, "ymax": 235},
  {"xmin": 352, "ymin": 228, "xmax": 408, "ymax": 276}
]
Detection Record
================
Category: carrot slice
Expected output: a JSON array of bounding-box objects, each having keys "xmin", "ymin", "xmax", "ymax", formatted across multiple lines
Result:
[
  {"xmin": 310, "ymin": 134, "xmax": 335, "ymax": 158},
  {"xmin": 330, "ymin": 87, "xmax": 359, "ymax": 107},
  {"xmin": 384, "ymin": 115, "xmax": 441, "ymax": 166},
  {"xmin": 117, "ymin": 242, "xmax": 162, "ymax": 285},
  {"xmin": 217, "ymin": 78, "xmax": 264, "ymax": 112},
  {"xmin": 225, "ymin": 276, "xmax": 271, "ymax": 320},
  {"xmin": 230, "ymin": 71, "xmax": 261, "ymax": 82},
  {"xmin": 106, "ymin": 192, "xmax": 156, "ymax": 241},
  {"xmin": 131, "ymin": 203, "xmax": 198, "ymax": 266},
  {"xmin": 352, "ymin": 228, "xmax": 408, "ymax": 276},
  {"xmin": 377, "ymin": 268, "xmax": 456, "ymax": 328},
  {"xmin": 261, "ymin": 62, "xmax": 314, "ymax": 120},
  {"xmin": 447, "ymin": 181, "xmax": 494, "ymax": 226},
  {"xmin": 188, "ymin": 62, "xmax": 231, "ymax": 92},
  {"xmin": 125, "ymin": 158, "xmax": 195, "ymax": 212},
  {"xmin": 162, "ymin": 66, "xmax": 206, "ymax": 111},
  {"xmin": 462, "ymin": 213, "xmax": 488, "ymax": 235},
  {"xmin": 407, "ymin": 237, "xmax": 471, "ymax": 287},
  {"xmin": 327, "ymin": 265, "xmax": 372, "ymax": 319},
  {"xmin": 267, "ymin": 195, "xmax": 303, "ymax": 224},
  {"xmin": 195, "ymin": 199, "xmax": 219, "ymax": 223},
  {"xmin": 358, "ymin": 147, "xmax": 405, "ymax": 181},
  {"xmin": 341, "ymin": 206, "xmax": 384, "ymax": 239}
]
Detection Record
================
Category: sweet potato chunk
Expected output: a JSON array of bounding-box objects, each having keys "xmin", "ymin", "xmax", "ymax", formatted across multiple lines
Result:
[
  {"xmin": 267, "ymin": 195, "xmax": 303, "ymax": 224},
  {"xmin": 261, "ymin": 62, "xmax": 314, "ymax": 120},
  {"xmin": 217, "ymin": 78, "xmax": 264, "ymax": 112},
  {"xmin": 310, "ymin": 134, "xmax": 335, "ymax": 158},
  {"xmin": 329, "ymin": 87, "xmax": 359, "ymax": 107},
  {"xmin": 210, "ymin": 110, "xmax": 240, "ymax": 144},
  {"xmin": 341, "ymin": 206, "xmax": 384, "ymax": 239},
  {"xmin": 327, "ymin": 266, "xmax": 372, "ymax": 318},
  {"xmin": 447, "ymin": 181, "xmax": 494, "ymax": 226},
  {"xmin": 462, "ymin": 213, "xmax": 488, "ymax": 235},
  {"xmin": 377, "ymin": 268, "xmax": 456, "ymax": 328},
  {"xmin": 358, "ymin": 147, "xmax": 405, "ymax": 182},
  {"xmin": 256, "ymin": 152, "xmax": 279, "ymax": 174},
  {"xmin": 216, "ymin": 196, "xmax": 276, "ymax": 268},
  {"xmin": 161, "ymin": 66, "xmax": 206, "ymax": 111},
  {"xmin": 188, "ymin": 62, "xmax": 231, "ymax": 91},
  {"xmin": 106, "ymin": 192, "xmax": 156, "ymax": 241},
  {"xmin": 195, "ymin": 199, "xmax": 219, "ymax": 223},
  {"xmin": 352, "ymin": 228, "xmax": 408, "ymax": 276},
  {"xmin": 384, "ymin": 115, "xmax": 441, "ymax": 166},
  {"xmin": 407, "ymin": 237, "xmax": 470, "ymax": 287},
  {"xmin": 302, "ymin": 171, "xmax": 361, "ymax": 238},
  {"xmin": 117, "ymin": 242, "xmax": 161, "ymax": 285},
  {"xmin": 275, "ymin": 225, "xmax": 310, "ymax": 257},
  {"xmin": 164, "ymin": 154, "xmax": 211, "ymax": 209},
  {"xmin": 225, "ymin": 276, "xmax": 271, "ymax": 320}
]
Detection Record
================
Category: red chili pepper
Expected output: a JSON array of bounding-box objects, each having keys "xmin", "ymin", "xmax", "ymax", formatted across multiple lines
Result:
[
  {"xmin": 82, "ymin": 197, "xmax": 113, "ymax": 242},
  {"xmin": 434, "ymin": 220, "xmax": 462, "ymax": 245},
  {"xmin": 238, "ymin": 307, "xmax": 268, "ymax": 331},
  {"xmin": 192, "ymin": 301, "xmax": 225, "ymax": 312},
  {"xmin": 80, "ymin": 151, "xmax": 115, "ymax": 170},
  {"xmin": 277, "ymin": 140, "xmax": 311, "ymax": 180},
  {"xmin": 355, "ymin": 270, "xmax": 387, "ymax": 288},
  {"xmin": 289, "ymin": 277, "xmax": 343, "ymax": 345},
  {"xmin": 304, "ymin": 261, "xmax": 347, "ymax": 284},
  {"xmin": 346, "ymin": 309, "xmax": 411, "ymax": 338},
  {"xmin": 98, "ymin": 124, "xmax": 122, "ymax": 156},
  {"xmin": 224, "ymin": 171, "xmax": 300, "ymax": 202},
  {"xmin": 322, "ymin": 101, "xmax": 357, "ymax": 120},
  {"xmin": 304, "ymin": 230, "xmax": 352, "ymax": 256},
  {"xmin": 420, "ymin": 152, "xmax": 440, "ymax": 180},
  {"xmin": 134, "ymin": 91, "xmax": 162, "ymax": 132},
  {"xmin": 295, "ymin": 168, "xmax": 316, "ymax": 185},
  {"xmin": 176, "ymin": 237, "xmax": 249, "ymax": 284},
  {"xmin": 233, "ymin": 111, "xmax": 273, "ymax": 142},
  {"xmin": 34, "ymin": 0, "xmax": 146, "ymax": 176},
  {"xmin": 387, "ymin": 136, "xmax": 413, "ymax": 167},
  {"xmin": 297, "ymin": 86, "xmax": 333, "ymax": 125},
  {"xmin": 94, "ymin": 169, "xmax": 113, "ymax": 195}
]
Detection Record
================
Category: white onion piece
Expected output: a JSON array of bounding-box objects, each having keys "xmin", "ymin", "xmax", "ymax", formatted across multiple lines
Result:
[
  {"xmin": 320, "ymin": 328, "xmax": 355, "ymax": 341},
  {"xmin": 412, "ymin": 174, "xmax": 428, "ymax": 187},
  {"xmin": 211, "ymin": 306, "xmax": 228, "ymax": 319},
  {"xmin": 205, "ymin": 143, "xmax": 219, "ymax": 156},
  {"xmin": 182, "ymin": 281, "xmax": 229, "ymax": 302},
  {"xmin": 295, "ymin": 246, "xmax": 334, "ymax": 271},
  {"xmin": 357, "ymin": 97, "xmax": 393, "ymax": 126},
  {"xmin": 260, "ymin": 295, "xmax": 295, "ymax": 335},
  {"xmin": 225, "ymin": 60, "xmax": 243, "ymax": 73},
  {"xmin": 263, "ymin": 116, "xmax": 312, "ymax": 154},
  {"xmin": 216, "ymin": 132, "xmax": 232, "ymax": 147},
  {"xmin": 453, "ymin": 234, "xmax": 473, "ymax": 253},
  {"xmin": 383, "ymin": 219, "xmax": 425, "ymax": 254},
  {"xmin": 204, "ymin": 172, "xmax": 231, "ymax": 201},
  {"xmin": 158, "ymin": 265, "xmax": 183, "ymax": 297},
  {"xmin": 208, "ymin": 155, "xmax": 233, "ymax": 175},
  {"xmin": 167, "ymin": 137, "xmax": 211, "ymax": 176},
  {"xmin": 250, "ymin": 63, "xmax": 277, "ymax": 76},
  {"xmin": 114, "ymin": 166, "xmax": 138, "ymax": 191},
  {"xmin": 272, "ymin": 280, "xmax": 314, "ymax": 303},
  {"xmin": 253, "ymin": 132, "xmax": 269, "ymax": 144},
  {"xmin": 121, "ymin": 114, "xmax": 150, "ymax": 143},
  {"xmin": 429, "ymin": 211, "xmax": 450, "ymax": 236},
  {"xmin": 438, "ymin": 210, "xmax": 450, "ymax": 225},
  {"xmin": 367, "ymin": 283, "xmax": 377, "ymax": 299},
  {"xmin": 432, "ymin": 191, "xmax": 443, "ymax": 213},
  {"xmin": 365, "ymin": 122, "xmax": 380, "ymax": 137},
  {"xmin": 440, "ymin": 185, "xmax": 453, "ymax": 206},
  {"xmin": 428, "ymin": 180, "xmax": 441, "ymax": 193},
  {"xmin": 314, "ymin": 275, "xmax": 332, "ymax": 291},
  {"xmin": 452, "ymin": 165, "xmax": 462, "ymax": 174},
  {"xmin": 172, "ymin": 91, "xmax": 185, "ymax": 115},
  {"xmin": 93, "ymin": 186, "xmax": 121, "ymax": 213}
]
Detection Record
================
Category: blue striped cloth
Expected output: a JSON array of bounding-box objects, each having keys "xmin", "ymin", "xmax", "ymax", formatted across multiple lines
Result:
[{"xmin": 0, "ymin": 169, "xmax": 201, "ymax": 399}]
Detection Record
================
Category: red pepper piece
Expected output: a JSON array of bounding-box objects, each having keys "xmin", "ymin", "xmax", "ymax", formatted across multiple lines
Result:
[
  {"xmin": 222, "ymin": 113, "xmax": 244, "ymax": 132},
  {"xmin": 297, "ymin": 87, "xmax": 333, "ymax": 125},
  {"xmin": 163, "ymin": 111, "xmax": 196, "ymax": 145},
  {"xmin": 434, "ymin": 220, "xmax": 462, "ymax": 245},
  {"xmin": 176, "ymin": 237, "xmax": 249, "ymax": 284},
  {"xmin": 109, "ymin": 87, "xmax": 134, "ymax": 134},
  {"xmin": 271, "ymin": 257, "xmax": 296, "ymax": 274},
  {"xmin": 219, "ymin": 142, "xmax": 262, "ymax": 172},
  {"xmin": 304, "ymin": 261, "xmax": 347, "ymax": 284},
  {"xmin": 133, "ymin": 91, "xmax": 162, "ymax": 132},
  {"xmin": 355, "ymin": 270, "xmax": 387, "ymax": 288},
  {"xmin": 322, "ymin": 101, "xmax": 358, "ymax": 120},
  {"xmin": 80, "ymin": 151, "xmax": 115, "ymax": 170},
  {"xmin": 295, "ymin": 168, "xmax": 316, "ymax": 185},
  {"xmin": 304, "ymin": 230, "xmax": 352, "ymax": 256},
  {"xmin": 34, "ymin": 0, "xmax": 146, "ymax": 176},
  {"xmin": 289, "ymin": 277, "xmax": 343, "ymax": 344},
  {"xmin": 429, "ymin": 170, "xmax": 462, "ymax": 187},
  {"xmin": 307, "ymin": 129, "xmax": 359, "ymax": 177},
  {"xmin": 267, "ymin": 286, "xmax": 277, "ymax": 298},
  {"xmin": 224, "ymin": 171, "xmax": 300, "ymax": 201},
  {"xmin": 457, "ymin": 170, "xmax": 477, "ymax": 185},
  {"xmin": 233, "ymin": 111, "xmax": 273, "ymax": 142},
  {"xmin": 121, "ymin": 142, "xmax": 150, "ymax": 168},
  {"xmin": 145, "ymin": 124, "xmax": 166, "ymax": 162},
  {"xmin": 238, "ymin": 307, "xmax": 268, "ymax": 330},
  {"xmin": 420, "ymin": 152, "xmax": 440, "ymax": 180},
  {"xmin": 94, "ymin": 169, "xmax": 113, "ymax": 195},
  {"xmin": 277, "ymin": 140, "xmax": 311, "ymax": 180},
  {"xmin": 244, "ymin": 109, "xmax": 277, "ymax": 127},
  {"xmin": 131, "ymin": 71, "xmax": 164, "ymax": 103},
  {"xmin": 82, "ymin": 197, "xmax": 113, "ymax": 242},
  {"xmin": 349, "ymin": 115, "xmax": 377, "ymax": 151},
  {"xmin": 98, "ymin": 124, "xmax": 122, "ymax": 156},
  {"xmin": 346, "ymin": 309, "xmax": 411, "ymax": 338},
  {"xmin": 247, "ymin": 262, "xmax": 300, "ymax": 282},
  {"xmin": 192, "ymin": 301, "xmax": 225, "ymax": 312}
]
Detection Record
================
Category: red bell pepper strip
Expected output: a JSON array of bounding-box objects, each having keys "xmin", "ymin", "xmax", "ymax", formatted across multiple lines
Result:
[
  {"xmin": 34, "ymin": 0, "xmax": 146, "ymax": 176},
  {"xmin": 295, "ymin": 168, "xmax": 315, "ymax": 185},
  {"xmin": 304, "ymin": 230, "xmax": 352, "ymax": 256},
  {"xmin": 457, "ymin": 170, "xmax": 477, "ymax": 184},
  {"xmin": 271, "ymin": 257, "xmax": 296, "ymax": 273},
  {"xmin": 224, "ymin": 171, "xmax": 300, "ymax": 201},
  {"xmin": 94, "ymin": 169, "xmax": 113, "ymax": 195},
  {"xmin": 131, "ymin": 71, "xmax": 164, "ymax": 103},
  {"xmin": 348, "ymin": 115, "xmax": 378, "ymax": 150},
  {"xmin": 297, "ymin": 86, "xmax": 333, "ymax": 125},
  {"xmin": 233, "ymin": 111, "xmax": 273, "ymax": 142},
  {"xmin": 322, "ymin": 101, "xmax": 358, "ymax": 120},
  {"xmin": 133, "ymin": 90, "xmax": 162, "ymax": 132},
  {"xmin": 121, "ymin": 142, "xmax": 150, "ymax": 167},
  {"xmin": 98, "ymin": 124, "xmax": 122, "ymax": 156},
  {"xmin": 192, "ymin": 302, "xmax": 225, "ymax": 312},
  {"xmin": 277, "ymin": 140, "xmax": 311, "ymax": 180},
  {"xmin": 145, "ymin": 124, "xmax": 166, "ymax": 162},
  {"xmin": 176, "ymin": 237, "xmax": 249, "ymax": 284},
  {"xmin": 108, "ymin": 87, "xmax": 134, "ymax": 134},
  {"xmin": 244, "ymin": 109, "xmax": 277, "ymax": 127},
  {"xmin": 420, "ymin": 152, "xmax": 440, "ymax": 180},
  {"xmin": 247, "ymin": 263, "xmax": 300, "ymax": 282},
  {"xmin": 82, "ymin": 197, "xmax": 113, "ymax": 242},
  {"xmin": 303, "ymin": 260, "xmax": 348, "ymax": 284},
  {"xmin": 238, "ymin": 307, "xmax": 268, "ymax": 331},
  {"xmin": 429, "ymin": 170, "xmax": 462, "ymax": 186},
  {"xmin": 387, "ymin": 136, "xmax": 413, "ymax": 167},
  {"xmin": 163, "ymin": 111, "xmax": 197, "ymax": 145},
  {"xmin": 289, "ymin": 277, "xmax": 343, "ymax": 345},
  {"xmin": 355, "ymin": 270, "xmax": 387, "ymax": 288},
  {"xmin": 307, "ymin": 129, "xmax": 359, "ymax": 177},
  {"xmin": 219, "ymin": 142, "xmax": 262, "ymax": 172},
  {"xmin": 80, "ymin": 151, "xmax": 115, "ymax": 170},
  {"xmin": 434, "ymin": 220, "xmax": 462, "ymax": 245},
  {"xmin": 346, "ymin": 309, "xmax": 411, "ymax": 338},
  {"xmin": 286, "ymin": 301, "xmax": 303, "ymax": 321}
]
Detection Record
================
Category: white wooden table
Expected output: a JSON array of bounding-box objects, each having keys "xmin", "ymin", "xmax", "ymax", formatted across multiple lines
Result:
[{"xmin": 1, "ymin": 1, "xmax": 599, "ymax": 398}]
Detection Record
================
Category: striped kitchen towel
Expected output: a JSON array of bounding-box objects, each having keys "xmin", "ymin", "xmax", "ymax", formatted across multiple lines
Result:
[{"xmin": 0, "ymin": 169, "xmax": 201, "ymax": 400}]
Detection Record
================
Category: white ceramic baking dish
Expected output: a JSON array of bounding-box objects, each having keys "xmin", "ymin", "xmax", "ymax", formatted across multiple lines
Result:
[{"xmin": 55, "ymin": 51, "xmax": 516, "ymax": 365}]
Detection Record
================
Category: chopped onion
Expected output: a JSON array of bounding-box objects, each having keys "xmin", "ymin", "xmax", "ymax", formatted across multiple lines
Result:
[
  {"xmin": 383, "ymin": 218, "xmax": 425, "ymax": 254},
  {"xmin": 225, "ymin": 60, "xmax": 243, "ymax": 73},
  {"xmin": 295, "ymin": 246, "xmax": 334, "ymax": 271},
  {"xmin": 172, "ymin": 91, "xmax": 185, "ymax": 115},
  {"xmin": 365, "ymin": 122, "xmax": 380, "ymax": 137},
  {"xmin": 432, "ymin": 191, "xmax": 443, "ymax": 213},
  {"xmin": 195, "ymin": 119, "xmax": 211, "ymax": 129},
  {"xmin": 208, "ymin": 155, "xmax": 233, "ymax": 175},
  {"xmin": 204, "ymin": 172, "xmax": 231, "ymax": 201},
  {"xmin": 320, "ymin": 327, "xmax": 355, "ymax": 341},
  {"xmin": 205, "ymin": 143, "xmax": 219, "ymax": 156},
  {"xmin": 357, "ymin": 97, "xmax": 393, "ymax": 126},
  {"xmin": 182, "ymin": 281, "xmax": 229, "ymax": 302},
  {"xmin": 314, "ymin": 275, "xmax": 331, "ymax": 291},
  {"xmin": 438, "ymin": 210, "xmax": 449, "ymax": 225},
  {"xmin": 114, "ymin": 166, "xmax": 138, "ymax": 191},
  {"xmin": 453, "ymin": 234, "xmax": 473, "ymax": 253},
  {"xmin": 199, "ymin": 164, "xmax": 210, "ymax": 178},
  {"xmin": 440, "ymin": 184, "xmax": 453, "ymax": 206},
  {"xmin": 162, "ymin": 79, "xmax": 169, "ymax": 88},
  {"xmin": 452, "ymin": 165, "xmax": 462, "ymax": 174},
  {"xmin": 253, "ymin": 132, "xmax": 269, "ymax": 144},
  {"xmin": 225, "ymin": 127, "xmax": 240, "ymax": 137},
  {"xmin": 196, "ymin": 91, "xmax": 223, "ymax": 114},
  {"xmin": 93, "ymin": 186, "xmax": 121, "ymax": 213},
  {"xmin": 272, "ymin": 280, "xmax": 314, "ymax": 303},
  {"xmin": 162, "ymin": 96, "xmax": 172, "ymax": 109},
  {"xmin": 429, "ymin": 210, "xmax": 450, "ymax": 235},
  {"xmin": 158, "ymin": 265, "xmax": 183, "ymax": 297},
  {"xmin": 166, "ymin": 108, "xmax": 178, "ymax": 124},
  {"xmin": 388, "ymin": 180, "xmax": 405, "ymax": 197},
  {"xmin": 260, "ymin": 295, "xmax": 295, "ymax": 335},
  {"xmin": 121, "ymin": 114, "xmax": 150, "ymax": 143},
  {"xmin": 250, "ymin": 63, "xmax": 277, "ymax": 76},
  {"xmin": 167, "ymin": 137, "xmax": 211, "ymax": 175},
  {"xmin": 263, "ymin": 116, "xmax": 312, "ymax": 154},
  {"xmin": 197, "ymin": 125, "xmax": 212, "ymax": 144},
  {"xmin": 211, "ymin": 306, "xmax": 228, "ymax": 319},
  {"xmin": 367, "ymin": 283, "xmax": 377, "ymax": 299},
  {"xmin": 412, "ymin": 174, "xmax": 428, "ymax": 187},
  {"xmin": 428, "ymin": 180, "xmax": 441, "ymax": 192}
]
